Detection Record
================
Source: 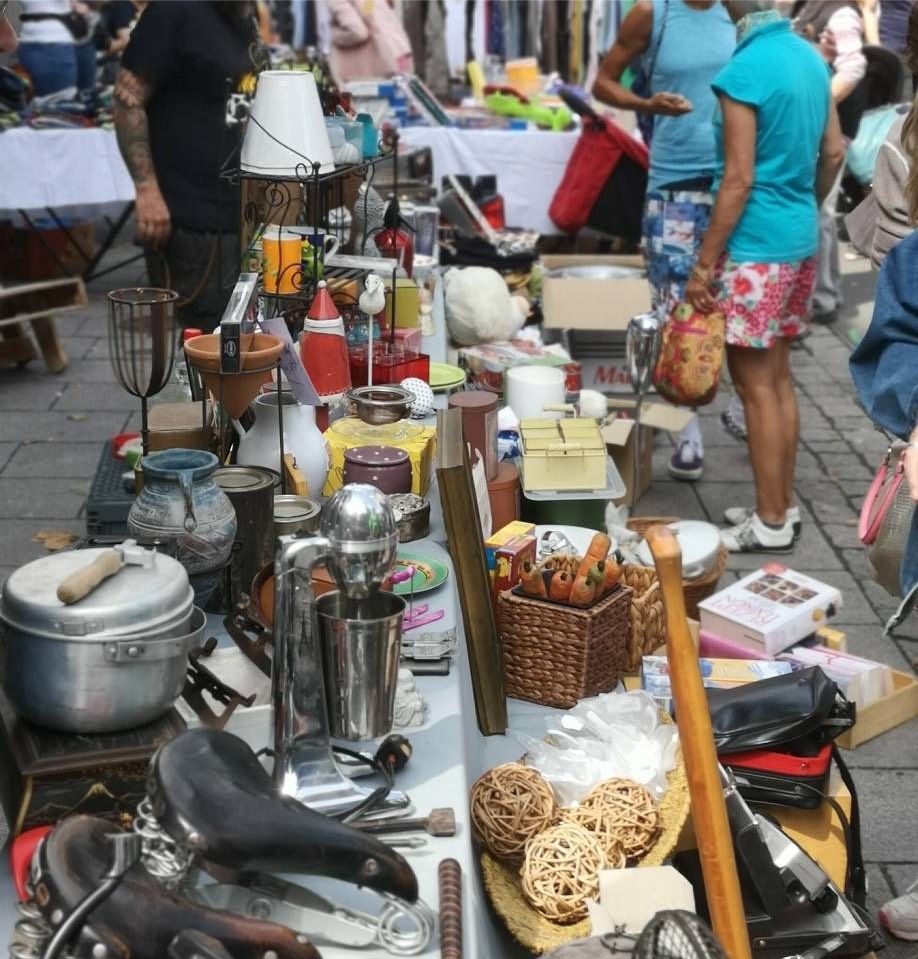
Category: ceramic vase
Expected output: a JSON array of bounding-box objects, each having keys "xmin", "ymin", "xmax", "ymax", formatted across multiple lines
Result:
[
  {"xmin": 237, "ymin": 392, "xmax": 329, "ymax": 496},
  {"xmin": 128, "ymin": 449, "xmax": 237, "ymax": 604}
]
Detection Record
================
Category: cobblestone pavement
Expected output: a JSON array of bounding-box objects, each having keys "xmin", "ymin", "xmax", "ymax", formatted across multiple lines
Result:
[{"xmin": 0, "ymin": 251, "xmax": 915, "ymax": 954}]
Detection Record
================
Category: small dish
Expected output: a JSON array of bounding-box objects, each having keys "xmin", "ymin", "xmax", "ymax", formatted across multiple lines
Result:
[
  {"xmin": 390, "ymin": 551, "xmax": 450, "ymax": 594},
  {"xmin": 636, "ymin": 520, "xmax": 721, "ymax": 580}
]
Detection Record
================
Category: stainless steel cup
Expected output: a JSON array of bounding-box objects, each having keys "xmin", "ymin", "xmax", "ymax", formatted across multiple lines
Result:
[{"xmin": 315, "ymin": 590, "xmax": 405, "ymax": 741}]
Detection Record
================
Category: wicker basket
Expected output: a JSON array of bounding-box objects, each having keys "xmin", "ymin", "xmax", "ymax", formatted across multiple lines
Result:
[
  {"xmin": 625, "ymin": 517, "xmax": 729, "ymax": 620},
  {"xmin": 479, "ymin": 715, "xmax": 691, "ymax": 955},
  {"xmin": 619, "ymin": 564, "xmax": 666, "ymax": 669},
  {"xmin": 497, "ymin": 585, "xmax": 632, "ymax": 709}
]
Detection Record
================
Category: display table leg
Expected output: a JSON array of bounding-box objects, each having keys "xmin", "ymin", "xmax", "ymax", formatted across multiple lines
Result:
[
  {"xmin": 0, "ymin": 323, "xmax": 38, "ymax": 367},
  {"xmin": 29, "ymin": 316, "xmax": 68, "ymax": 373}
]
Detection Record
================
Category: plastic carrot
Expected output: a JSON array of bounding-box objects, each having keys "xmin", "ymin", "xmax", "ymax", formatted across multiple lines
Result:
[
  {"xmin": 570, "ymin": 562, "xmax": 605, "ymax": 607},
  {"xmin": 576, "ymin": 532, "xmax": 611, "ymax": 580},
  {"xmin": 520, "ymin": 560, "xmax": 547, "ymax": 598},
  {"xmin": 600, "ymin": 558, "xmax": 622, "ymax": 596},
  {"xmin": 549, "ymin": 569, "xmax": 573, "ymax": 602}
]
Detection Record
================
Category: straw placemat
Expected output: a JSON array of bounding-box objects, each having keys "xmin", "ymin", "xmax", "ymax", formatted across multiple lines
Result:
[{"xmin": 479, "ymin": 720, "xmax": 690, "ymax": 955}]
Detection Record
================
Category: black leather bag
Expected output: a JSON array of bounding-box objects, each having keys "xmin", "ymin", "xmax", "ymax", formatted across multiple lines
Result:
[
  {"xmin": 707, "ymin": 666, "xmax": 855, "ymax": 754},
  {"xmin": 705, "ymin": 667, "xmax": 866, "ymax": 906}
]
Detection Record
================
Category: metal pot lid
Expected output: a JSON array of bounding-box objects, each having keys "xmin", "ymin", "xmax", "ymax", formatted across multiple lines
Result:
[
  {"xmin": 344, "ymin": 445, "xmax": 409, "ymax": 466},
  {"xmin": 214, "ymin": 466, "xmax": 280, "ymax": 493},
  {"xmin": 274, "ymin": 494, "xmax": 321, "ymax": 521},
  {"xmin": 0, "ymin": 546, "xmax": 193, "ymax": 640}
]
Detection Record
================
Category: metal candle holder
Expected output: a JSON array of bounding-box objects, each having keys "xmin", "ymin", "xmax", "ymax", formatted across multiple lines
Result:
[{"xmin": 108, "ymin": 288, "xmax": 179, "ymax": 456}]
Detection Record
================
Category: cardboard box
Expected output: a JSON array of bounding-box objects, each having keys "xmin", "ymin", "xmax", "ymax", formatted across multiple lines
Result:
[
  {"xmin": 457, "ymin": 339, "xmax": 580, "ymax": 395},
  {"xmin": 697, "ymin": 565, "xmax": 843, "ymax": 655},
  {"xmin": 602, "ymin": 404, "xmax": 694, "ymax": 507},
  {"xmin": 148, "ymin": 403, "xmax": 216, "ymax": 452},
  {"xmin": 540, "ymin": 255, "xmax": 651, "ymax": 331},
  {"xmin": 484, "ymin": 521, "xmax": 536, "ymax": 570},
  {"xmin": 838, "ymin": 668, "xmax": 918, "ymax": 749},
  {"xmin": 384, "ymin": 278, "xmax": 420, "ymax": 329}
]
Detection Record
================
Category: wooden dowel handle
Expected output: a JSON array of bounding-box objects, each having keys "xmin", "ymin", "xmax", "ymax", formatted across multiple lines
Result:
[
  {"xmin": 56, "ymin": 550, "xmax": 123, "ymax": 604},
  {"xmin": 645, "ymin": 525, "xmax": 752, "ymax": 959}
]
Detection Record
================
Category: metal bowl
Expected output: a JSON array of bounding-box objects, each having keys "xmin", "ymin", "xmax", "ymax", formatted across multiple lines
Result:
[{"xmin": 347, "ymin": 385, "xmax": 414, "ymax": 425}]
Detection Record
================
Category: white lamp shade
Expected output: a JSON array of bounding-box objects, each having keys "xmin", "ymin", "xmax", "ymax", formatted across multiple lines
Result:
[{"xmin": 241, "ymin": 71, "xmax": 335, "ymax": 177}]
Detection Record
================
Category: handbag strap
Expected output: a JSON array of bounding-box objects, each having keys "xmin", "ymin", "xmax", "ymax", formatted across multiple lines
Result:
[{"xmin": 859, "ymin": 450, "xmax": 905, "ymax": 545}]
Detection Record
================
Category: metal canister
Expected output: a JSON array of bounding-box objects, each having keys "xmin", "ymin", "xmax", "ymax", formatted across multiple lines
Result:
[
  {"xmin": 214, "ymin": 466, "xmax": 279, "ymax": 610},
  {"xmin": 274, "ymin": 494, "xmax": 322, "ymax": 538}
]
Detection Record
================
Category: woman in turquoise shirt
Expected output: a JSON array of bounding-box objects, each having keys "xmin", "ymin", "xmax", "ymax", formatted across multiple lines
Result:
[
  {"xmin": 686, "ymin": 0, "xmax": 844, "ymax": 553},
  {"xmin": 593, "ymin": 0, "xmax": 735, "ymax": 483}
]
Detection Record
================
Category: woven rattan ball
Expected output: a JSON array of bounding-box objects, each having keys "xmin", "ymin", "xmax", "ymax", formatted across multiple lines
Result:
[
  {"xmin": 520, "ymin": 821, "xmax": 606, "ymax": 924},
  {"xmin": 562, "ymin": 805, "xmax": 627, "ymax": 868},
  {"xmin": 470, "ymin": 763, "xmax": 558, "ymax": 859},
  {"xmin": 578, "ymin": 778, "xmax": 661, "ymax": 863}
]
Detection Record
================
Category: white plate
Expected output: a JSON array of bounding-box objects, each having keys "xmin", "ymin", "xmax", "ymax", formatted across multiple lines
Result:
[{"xmin": 636, "ymin": 520, "xmax": 721, "ymax": 580}]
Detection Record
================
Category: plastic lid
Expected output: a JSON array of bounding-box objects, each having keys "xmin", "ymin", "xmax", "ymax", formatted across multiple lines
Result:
[
  {"xmin": 448, "ymin": 390, "xmax": 498, "ymax": 412},
  {"xmin": 344, "ymin": 445, "xmax": 409, "ymax": 466}
]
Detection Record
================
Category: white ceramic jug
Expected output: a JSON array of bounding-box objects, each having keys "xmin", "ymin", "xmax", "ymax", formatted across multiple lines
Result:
[{"xmin": 237, "ymin": 393, "xmax": 329, "ymax": 497}]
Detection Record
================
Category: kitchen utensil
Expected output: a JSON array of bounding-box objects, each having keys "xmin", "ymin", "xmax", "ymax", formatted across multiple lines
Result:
[
  {"xmin": 343, "ymin": 445, "xmax": 412, "ymax": 494},
  {"xmin": 534, "ymin": 525, "xmax": 615, "ymax": 559},
  {"xmin": 644, "ymin": 525, "xmax": 752, "ymax": 959},
  {"xmin": 128, "ymin": 450, "xmax": 237, "ymax": 606},
  {"xmin": 356, "ymin": 808, "xmax": 456, "ymax": 838},
  {"xmin": 388, "ymin": 493, "xmax": 431, "ymax": 542},
  {"xmin": 214, "ymin": 466, "xmax": 278, "ymax": 611},
  {"xmin": 506, "ymin": 366, "xmax": 565, "ymax": 422},
  {"xmin": 273, "ymin": 493, "xmax": 322, "ymax": 538},
  {"xmin": 347, "ymin": 385, "xmax": 414, "ymax": 425},
  {"xmin": 402, "ymin": 604, "xmax": 446, "ymax": 631},
  {"xmin": 315, "ymin": 590, "xmax": 406, "ymax": 742},
  {"xmin": 449, "ymin": 390, "xmax": 500, "ymax": 481},
  {"xmin": 438, "ymin": 859, "xmax": 463, "ymax": 959},
  {"xmin": 636, "ymin": 520, "xmax": 721, "ymax": 581},
  {"xmin": 390, "ymin": 553, "xmax": 449, "ymax": 595},
  {"xmin": 405, "ymin": 658, "xmax": 452, "ymax": 676},
  {"xmin": 272, "ymin": 485, "xmax": 410, "ymax": 815},
  {"xmin": 428, "ymin": 363, "xmax": 467, "ymax": 393},
  {"xmin": 237, "ymin": 393, "xmax": 329, "ymax": 496},
  {"xmin": 626, "ymin": 312, "xmax": 663, "ymax": 507},
  {"xmin": 1, "ymin": 546, "xmax": 201, "ymax": 733},
  {"xmin": 107, "ymin": 288, "xmax": 178, "ymax": 457},
  {"xmin": 56, "ymin": 539, "xmax": 152, "ymax": 604},
  {"xmin": 241, "ymin": 70, "xmax": 334, "ymax": 176}
]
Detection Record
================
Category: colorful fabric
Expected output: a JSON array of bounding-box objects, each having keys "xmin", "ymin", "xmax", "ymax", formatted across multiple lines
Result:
[
  {"xmin": 711, "ymin": 19, "xmax": 830, "ymax": 263},
  {"xmin": 654, "ymin": 302, "xmax": 726, "ymax": 407},
  {"xmin": 642, "ymin": 188, "xmax": 714, "ymax": 313},
  {"xmin": 716, "ymin": 256, "xmax": 818, "ymax": 349}
]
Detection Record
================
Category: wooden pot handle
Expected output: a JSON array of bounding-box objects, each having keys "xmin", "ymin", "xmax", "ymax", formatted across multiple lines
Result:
[
  {"xmin": 56, "ymin": 550, "xmax": 122, "ymax": 605},
  {"xmin": 645, "ymin": 525, "xmax": 752, "ymax": 959}
]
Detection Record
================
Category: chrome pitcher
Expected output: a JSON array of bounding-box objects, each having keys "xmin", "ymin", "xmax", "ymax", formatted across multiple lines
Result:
[{"xmin": 625, "ymin": 312, "xmax": 663, "ymax": 505}]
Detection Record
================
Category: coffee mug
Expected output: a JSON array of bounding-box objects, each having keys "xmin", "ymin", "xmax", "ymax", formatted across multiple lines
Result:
[{"xmin": 261, "ymin": 225, "xmax": 302, "ymax": 294}]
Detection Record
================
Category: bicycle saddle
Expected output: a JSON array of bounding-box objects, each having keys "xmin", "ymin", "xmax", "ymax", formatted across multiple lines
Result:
[
  {"xmin": 33, "ymin": 816, "xmax": 320, "ymax": 959},
  {"xmin": 147, "ymin": 728, "xmax": 418, "ymax": 903}
]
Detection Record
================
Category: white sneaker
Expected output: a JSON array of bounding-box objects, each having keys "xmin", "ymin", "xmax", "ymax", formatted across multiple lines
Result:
[
  {"xmin": 879, "ymin": 881, "xmax": 918, "ymax": 941},
  {"xmin": 724, "ymin": 505, "xmax": 802, "ymax": 539},
  {"xmin": 720, "ymin": 512, "xmax": 795, "ymax": 553}
]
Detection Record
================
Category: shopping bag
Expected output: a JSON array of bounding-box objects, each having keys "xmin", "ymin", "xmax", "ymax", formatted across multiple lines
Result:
[{"xmin": 652, "ymin": 302, "xmax": 726, "ymax": 407}]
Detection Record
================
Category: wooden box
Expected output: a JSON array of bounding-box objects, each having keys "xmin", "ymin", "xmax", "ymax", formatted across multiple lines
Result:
[
  {"xmin": 838, "ymin": 668, "xmax": 918, "ymax": 749},
  {"xmin": 0, "ymin": 691, "xmax": 185, "ymax": 838}
]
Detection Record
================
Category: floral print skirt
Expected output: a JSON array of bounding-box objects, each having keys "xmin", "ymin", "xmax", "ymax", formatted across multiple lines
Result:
[{"xmin": 716, "ymin": 256, "xmax": 818, "ymax": 349}]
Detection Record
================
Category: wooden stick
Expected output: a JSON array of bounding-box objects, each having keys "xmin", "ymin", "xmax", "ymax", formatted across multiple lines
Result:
[{"xmin": 645, "ymin": 525, "xmax": 752, "ymax": 959}]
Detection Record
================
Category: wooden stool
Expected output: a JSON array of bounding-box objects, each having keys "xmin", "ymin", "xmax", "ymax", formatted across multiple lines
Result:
[{"xmin": 0, "ymin": 278, "xmax": 88, "ymax": 374}]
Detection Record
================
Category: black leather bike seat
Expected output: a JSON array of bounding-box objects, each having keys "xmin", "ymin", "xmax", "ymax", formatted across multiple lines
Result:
[
  {"xmin": 148, "ymin": 728, "xmax": 418, "ymax": 903},
  {"xmin": 35, "ymin": 816, "xmax": 320, "ymax": 959}
]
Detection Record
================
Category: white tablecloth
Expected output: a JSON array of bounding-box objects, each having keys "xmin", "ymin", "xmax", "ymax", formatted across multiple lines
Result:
[
  {"xmin": 0, "ymin": 127, "xmax": 134, "ymax": 221},
  {"xmin": 400, "ymin": 126, "xmax": 579, "ymax": 235}
]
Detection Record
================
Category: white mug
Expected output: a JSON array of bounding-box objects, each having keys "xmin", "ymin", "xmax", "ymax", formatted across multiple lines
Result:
[
  {"xmin": 505, "ymin": 365, "xmax": 566, "ymax": 422},
  {"xmin": 289, "ymin": 225, "xmax": 339, "ymax": 260}
]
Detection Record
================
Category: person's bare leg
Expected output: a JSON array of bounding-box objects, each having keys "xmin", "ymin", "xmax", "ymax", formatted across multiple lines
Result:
[
  {"xmin": 773, "ymin": 338, "xmax": 798, "ymax": 511},
  {"xmin": 726, "ymin": 345, "xmax": 788, "ymax": 524}
]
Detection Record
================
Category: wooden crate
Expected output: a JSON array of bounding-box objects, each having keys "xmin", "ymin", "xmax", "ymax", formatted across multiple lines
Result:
[{"xmin": 838, "ymin": 668, "xmax": 918, "ymax": 749}]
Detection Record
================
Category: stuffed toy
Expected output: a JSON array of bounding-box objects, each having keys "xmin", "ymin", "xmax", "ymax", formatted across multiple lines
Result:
[{"xmin": 443, "ymin": 267, "xmax": 527, "ymax": 346}]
